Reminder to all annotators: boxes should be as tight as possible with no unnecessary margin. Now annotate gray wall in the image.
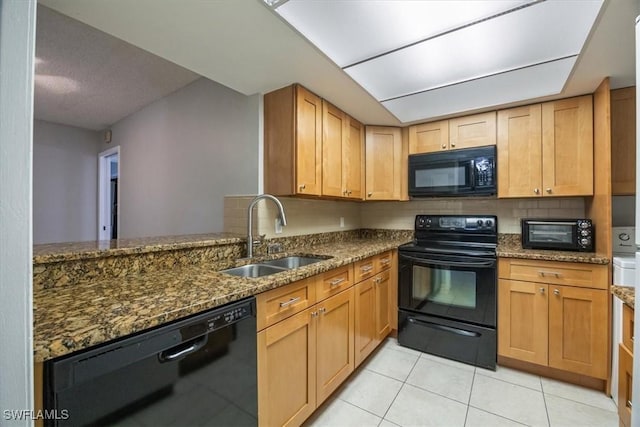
[33,120,101,244]
[100,77,259,238]
[0,0,35,422]
[612,195,635,226]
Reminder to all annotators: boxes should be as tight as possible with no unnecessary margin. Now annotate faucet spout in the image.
[246,194,287,258]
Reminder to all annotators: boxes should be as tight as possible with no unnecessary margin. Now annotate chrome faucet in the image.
[246,194,287,258]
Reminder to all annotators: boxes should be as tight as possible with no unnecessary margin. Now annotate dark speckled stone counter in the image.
[33,236,411,362]
[612,285,635,308]
[497,234,609,265]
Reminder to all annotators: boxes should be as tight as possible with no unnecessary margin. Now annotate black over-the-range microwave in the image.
[408,145,496,197]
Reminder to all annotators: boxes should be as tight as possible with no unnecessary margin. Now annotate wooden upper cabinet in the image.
[541,95,593,197]
[449,111,497,149]
[264,84,322,196]
[409,120,448,154]
[497,105,542,198]
[611,87,636,195]
[497,95,593,198]
[344,117,364,199]
[365,126,403,200]
[322,101,346,198]
[409,112,496,155]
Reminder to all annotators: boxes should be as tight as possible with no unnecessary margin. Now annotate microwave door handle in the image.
[469,159,475,189]
[401,254,495,268]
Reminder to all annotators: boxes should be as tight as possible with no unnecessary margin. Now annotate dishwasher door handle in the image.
[158,335,208,363]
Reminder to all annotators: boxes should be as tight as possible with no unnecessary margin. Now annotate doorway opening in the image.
[98,146,120,240]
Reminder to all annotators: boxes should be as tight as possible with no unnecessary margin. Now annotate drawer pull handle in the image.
[628,400,633,409]
[553,289,560,296]
[380,259,390,265]
[361,265,374,273]
[279,297,300,308]
[540,287,545,294]
[539,271,561,278]
[330,278,346,287]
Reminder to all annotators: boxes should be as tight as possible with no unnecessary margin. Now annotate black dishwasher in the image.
[44,297,257,427]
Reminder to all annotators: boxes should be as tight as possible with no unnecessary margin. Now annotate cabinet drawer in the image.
[354,257,376,282]
[498,259,607,289]
[256,277,317,331]
[316,265,354,302]
[376,251,393,272]
[623,303,635,354]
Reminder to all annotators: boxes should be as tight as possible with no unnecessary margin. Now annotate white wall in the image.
[0,0,35,423]
[99,78,259,238]
[33,120,101,244]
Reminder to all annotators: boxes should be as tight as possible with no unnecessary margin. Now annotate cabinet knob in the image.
[534,188,540,194]
[553,289,560,296]
[347,190,352,195]
[540,287,545,294]
[546,188,552,194]
[441,144,446,149]
[299,184,306,191]
[451,142,456,147]
[367,192,373,197]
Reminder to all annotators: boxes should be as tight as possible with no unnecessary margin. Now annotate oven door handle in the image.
[400,254,495,268]
[408,317,480,337]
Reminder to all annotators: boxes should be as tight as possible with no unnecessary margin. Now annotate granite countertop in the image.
[33,232,244,264]
[33,237,410,362]
[497,234,610,265]
[612,285,635,308]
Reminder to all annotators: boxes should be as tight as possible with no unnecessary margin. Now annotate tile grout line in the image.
[463,368,477,426]
[540,378,552,427]
[379,348,422,425]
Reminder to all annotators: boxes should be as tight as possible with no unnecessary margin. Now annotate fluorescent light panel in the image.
[276,0,532,67]
[382,56,576,123]
[345,1,602,101]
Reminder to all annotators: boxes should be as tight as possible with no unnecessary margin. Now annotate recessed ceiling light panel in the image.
[276,0,534,67]
[382,56,577,123]
[344,0,603,101]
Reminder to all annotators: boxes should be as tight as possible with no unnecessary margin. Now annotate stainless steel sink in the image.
[220,264,288,278]
[261,256,327,269]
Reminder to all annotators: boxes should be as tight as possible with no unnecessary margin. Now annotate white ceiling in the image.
[39,0,638,127]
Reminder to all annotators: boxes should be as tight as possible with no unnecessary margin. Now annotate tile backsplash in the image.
[224,195,585,237]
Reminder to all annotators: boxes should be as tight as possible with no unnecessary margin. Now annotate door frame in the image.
[98,146,120,240]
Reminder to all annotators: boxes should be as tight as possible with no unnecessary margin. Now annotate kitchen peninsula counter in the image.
[33,234,411,362]
[612,285,635,308]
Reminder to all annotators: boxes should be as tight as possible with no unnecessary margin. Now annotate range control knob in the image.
[581,230,589,236]
[579,221,590,229]
[580,238,591,246]
[477,219,484,227]
[485,219,493,228]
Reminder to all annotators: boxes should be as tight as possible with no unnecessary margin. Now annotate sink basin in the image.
[220,264,288,278]
[261,256,328,269]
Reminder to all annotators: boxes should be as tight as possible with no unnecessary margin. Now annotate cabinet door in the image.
[497,279,548,365]
[257,308,316,427]
[408,120,449,154]
[375,269,391,341]
[497,104,542,198]
[618,343,633,427]
[354,278,377,367]
[344,116,364,199]
[548,285,607,378]
[541,95,593,196]
[365,126,402,200]
[295,85,323,196]
[611,87,636,195]
[316,287,355,405]
[322,101,346,198]
[449,111,496,150]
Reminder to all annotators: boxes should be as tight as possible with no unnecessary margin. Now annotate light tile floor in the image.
[305,338,618,427]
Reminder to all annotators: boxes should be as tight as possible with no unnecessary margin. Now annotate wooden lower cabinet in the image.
[354,278,377,367]
[497,259,608,380]
[257,287,355,427]
[618,343,633,427]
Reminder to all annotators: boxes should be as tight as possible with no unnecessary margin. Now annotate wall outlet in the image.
[275,218,283,234]
[340,217,345,228]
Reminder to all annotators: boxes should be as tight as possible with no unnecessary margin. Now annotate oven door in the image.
[398,251,496,327]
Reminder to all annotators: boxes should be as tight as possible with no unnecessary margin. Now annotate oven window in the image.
[415,164,466,188]
[528,225,572,243]
[413,265,476,309]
